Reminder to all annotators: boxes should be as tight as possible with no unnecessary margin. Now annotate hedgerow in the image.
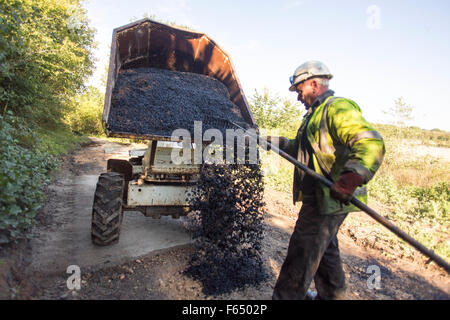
[0,114,58,243]
[0,0,95,243]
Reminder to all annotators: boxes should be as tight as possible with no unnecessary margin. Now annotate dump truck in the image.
[91,18,256,246]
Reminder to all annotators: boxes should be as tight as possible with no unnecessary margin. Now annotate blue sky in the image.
[84,0,450,131]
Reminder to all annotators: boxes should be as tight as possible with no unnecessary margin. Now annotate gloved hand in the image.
[330,171,364,205]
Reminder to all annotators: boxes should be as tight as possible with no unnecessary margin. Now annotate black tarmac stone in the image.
[184,163,268,296]
[108,67,247,137]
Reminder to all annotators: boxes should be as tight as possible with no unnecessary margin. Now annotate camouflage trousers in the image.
[272,202,348,300]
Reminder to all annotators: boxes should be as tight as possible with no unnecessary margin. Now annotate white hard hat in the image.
[289,60,333,91]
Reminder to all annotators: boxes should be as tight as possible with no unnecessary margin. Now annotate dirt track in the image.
[1,137,449,300]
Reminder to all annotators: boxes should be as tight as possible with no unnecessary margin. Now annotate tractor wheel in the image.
[91,172,125,246]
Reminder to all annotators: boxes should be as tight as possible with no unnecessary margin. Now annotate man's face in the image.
[295,79,316,109]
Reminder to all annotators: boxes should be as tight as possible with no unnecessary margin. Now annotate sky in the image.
[83,0,450,131]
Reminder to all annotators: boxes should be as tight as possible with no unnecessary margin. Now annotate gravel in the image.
[107,67,248,138]
[184,163,268,296]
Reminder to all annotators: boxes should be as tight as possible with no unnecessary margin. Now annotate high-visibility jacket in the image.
[278,95,385,215]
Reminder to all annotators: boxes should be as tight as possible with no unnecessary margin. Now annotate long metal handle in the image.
[238,125,450,274]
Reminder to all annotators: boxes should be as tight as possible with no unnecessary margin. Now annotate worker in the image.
[266,61,385,300]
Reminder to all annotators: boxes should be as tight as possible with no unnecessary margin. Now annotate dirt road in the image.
[1,138,449,300]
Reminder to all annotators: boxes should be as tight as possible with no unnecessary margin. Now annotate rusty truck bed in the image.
[103,18,256,141]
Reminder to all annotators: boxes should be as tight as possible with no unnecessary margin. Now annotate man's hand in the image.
[330,172,364,205]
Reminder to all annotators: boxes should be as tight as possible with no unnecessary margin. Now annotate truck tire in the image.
[91,172,125,246]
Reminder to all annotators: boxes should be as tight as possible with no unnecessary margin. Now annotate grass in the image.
[88,133,149,145]
[37,127,90,156]
[374,124,450,148]
[260,151,294,194]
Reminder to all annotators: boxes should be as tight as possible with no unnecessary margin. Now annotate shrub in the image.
[249,88,303,137]
[65,86,104,135]
[0,114,58,243]
[369,174,449,258]
[0,0,95,242]
[0,0,95,128]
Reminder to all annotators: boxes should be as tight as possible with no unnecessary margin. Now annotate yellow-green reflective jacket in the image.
[279,96,385,215]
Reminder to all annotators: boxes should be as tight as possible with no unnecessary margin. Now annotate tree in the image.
[0,0,96,242]
[383,97,415,127]
[249,88,303,136]
[0,0,95,127]
[249,88,280,129]
[65,86,104,135]
[278,98,304,135]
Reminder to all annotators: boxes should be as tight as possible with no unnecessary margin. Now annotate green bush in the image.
[0,0,95,128]
[374,123,450,148]
[38,126,88,156]
[0,114,58,243]
[368,174,449,258]
[249,88,303,137]
[0,0,95,243]
[64,86,104,135]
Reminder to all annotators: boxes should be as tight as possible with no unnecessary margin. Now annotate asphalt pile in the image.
[108,67,247,137]
[184,163,268,296]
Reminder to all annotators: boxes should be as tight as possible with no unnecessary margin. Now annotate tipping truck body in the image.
[91,19,256,245]
[103,18,255,140]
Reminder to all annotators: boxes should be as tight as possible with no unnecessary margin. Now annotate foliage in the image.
[0,0,95,243]
[0,0,95,126]
[374,123,449,148]
[368,175,449,258]
[37,126,88,156]
[0,114,58,243]
[261,155,293,193]
[363,123,449,258]
[65,86,104,135]
[248,88,304,137]
[382,97,415,128]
